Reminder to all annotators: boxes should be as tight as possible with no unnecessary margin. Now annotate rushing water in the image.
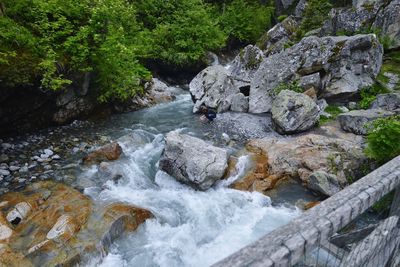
[75,94,302,267]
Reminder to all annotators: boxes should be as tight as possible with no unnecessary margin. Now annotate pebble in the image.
[52,155,61,160]
[19,166,29,173]
[43,149,54,156]
[0,163,8,170]
[0,170,10,176]
[73,138,80,142]
[43,165,52,170]
[9,166,20,172]
[0,154,9,162]
[1,143,12,150]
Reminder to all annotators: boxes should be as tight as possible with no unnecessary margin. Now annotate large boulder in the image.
[247,125,367,196]
[373,0,400,50]
[189,65,239,113]
[0,181,151,266]
[249,34,383,113]
[257,16,299,56]
[159,131,228,190]
[229,45,265,83]
[320,1,384,37]
[370,92,400,111]
[271,90,320,134]
[338,109,397,135]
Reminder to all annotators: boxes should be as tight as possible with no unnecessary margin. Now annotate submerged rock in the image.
[271,90,320,134]
[0,181,152,266]
[159,131,228,190]
[83,142,123,165]
[338,109,396,135]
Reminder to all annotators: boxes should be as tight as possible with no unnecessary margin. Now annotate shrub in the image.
[365,116,400,164]
[273,80,303,95]
[300,0,332,33]
[359,83,390,109]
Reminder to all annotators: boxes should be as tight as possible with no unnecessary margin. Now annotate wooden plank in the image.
[340,216,400,267]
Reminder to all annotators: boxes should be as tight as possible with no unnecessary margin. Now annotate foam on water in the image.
[83,128,300,267]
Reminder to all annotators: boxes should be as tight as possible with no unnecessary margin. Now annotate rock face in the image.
[338,109,397,135]
[370,93,400,111]
[229,45,265,83]
[373,0,400,49]
[247,125,367,196]
[83,142,123,165]
[249,34,383,113]
[159,131,228,190]
[271,90,320,134]
[0,181,152,266]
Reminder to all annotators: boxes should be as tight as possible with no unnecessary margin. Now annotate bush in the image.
[359,83,390,109]
[273,80,303,95]
[365,116,400,164]
[300,0,332,33]
[219,0,274,43]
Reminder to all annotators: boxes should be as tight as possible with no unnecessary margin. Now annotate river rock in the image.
[159,131,228,190]
[271,90,320,134]
[0,181,152,266]
[373,0,400,49]
[0,169,10,176]
[249,34,383,113]
[338,109,396,135]
[247,125,367,195]
[189,65,239,113]
[83,142,123,165]
[308,171,341,196]
[370,93,400,111]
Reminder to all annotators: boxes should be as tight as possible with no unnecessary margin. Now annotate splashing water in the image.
[80,95,300,267]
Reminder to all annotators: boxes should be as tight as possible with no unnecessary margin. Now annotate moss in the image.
[328,40,347,63]
[361,2,375,12]
[376,51,400,90]
[278,15,288,22]
[319,105,344,125]
[372,191,394,213]
[273,80,303,95]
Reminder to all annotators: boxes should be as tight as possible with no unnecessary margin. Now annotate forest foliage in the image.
[0,0,274,101]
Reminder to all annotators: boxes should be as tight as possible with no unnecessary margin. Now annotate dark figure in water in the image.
[199,106,217,122]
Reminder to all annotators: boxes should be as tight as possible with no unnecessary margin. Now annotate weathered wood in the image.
[340,216,400,267]
[213,156,400,267]
[330,224,377,248]
[390,186,400,216]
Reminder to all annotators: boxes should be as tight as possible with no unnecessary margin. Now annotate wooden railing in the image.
[213,156,400,267]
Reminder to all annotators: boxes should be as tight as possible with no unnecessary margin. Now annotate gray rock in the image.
[258,16,299,56]
[189,65,239,113]
[9,166,20,172]
[271,90,320,134]
[230,93,249,112]
[308,171,341,196]
[0,154,8,162]
[212,112,274,141]
[373,0,400,49]
[159,131,228,190]
[230,45,265,83]
[19,166,28,173]
[0,169,10,176]
[338,109,396,135]
[1,143,12,150]
[382,72,400,90]
[321,1,384,37]
[299,73,321,91]
[370,93,400,111]
[249,34,383,113]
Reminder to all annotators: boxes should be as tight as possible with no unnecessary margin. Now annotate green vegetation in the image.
[359,83,390,109]
[273,80,303,95]
[365,116,400,164]
[376,51,400,89]
[277,15,288,22]
[319,105,344,125]
[372,191,394,213]
[0,0,274,101]
[300,0,332,34]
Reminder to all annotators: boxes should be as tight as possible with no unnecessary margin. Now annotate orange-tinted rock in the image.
[304,201,321,210]
[230,148,285,193]
[0,181,152,266]
[83,142,123,165]
[304,87,317,100]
